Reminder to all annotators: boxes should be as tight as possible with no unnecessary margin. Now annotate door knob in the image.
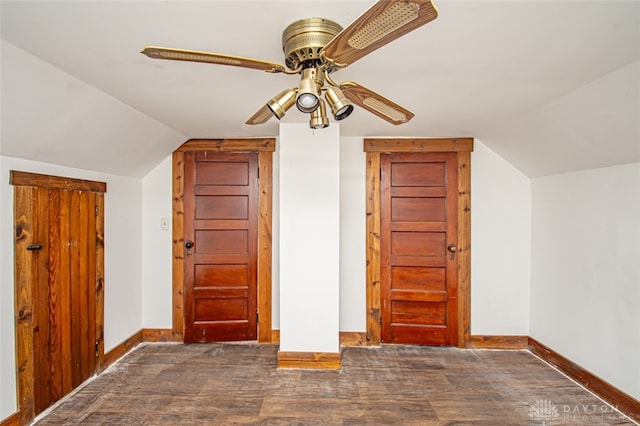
[185,240,194,255]
[447,244,457,259]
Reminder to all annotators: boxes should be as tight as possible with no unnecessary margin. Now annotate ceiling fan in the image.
[141,0,438,129]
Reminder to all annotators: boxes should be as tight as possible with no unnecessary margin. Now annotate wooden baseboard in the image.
[142,328,183,342]
[47,328,640,424]
[102,329,182,372]
[277,351,342,370]
[270,330,367,347]
[340,331,366,346]
[529,337,640,423]
[0,412,19,426]
[468,335,529,349]
[102,330,144,371]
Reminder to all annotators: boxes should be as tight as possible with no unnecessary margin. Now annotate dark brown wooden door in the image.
[380,153,458,346]
[183,152,259,342]
[12,171,105,422]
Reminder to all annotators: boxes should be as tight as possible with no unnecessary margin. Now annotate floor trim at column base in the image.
[277,351,342,370]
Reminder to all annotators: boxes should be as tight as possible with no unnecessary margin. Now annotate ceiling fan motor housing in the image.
[282,18,342,71]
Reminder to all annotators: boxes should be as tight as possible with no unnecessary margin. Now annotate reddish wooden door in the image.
[380,153,458,346]
[12,171,105,423]
[183,152,259,342]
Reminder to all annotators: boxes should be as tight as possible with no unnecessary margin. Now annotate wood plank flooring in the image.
[34,343,635,425]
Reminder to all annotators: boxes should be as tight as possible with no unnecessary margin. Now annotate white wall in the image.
[339,137,367,332]
[137,137,533,337]
[141,156,173,328]
[477,60,640,177]
[530,162,640,400]
[0,159,10,418]
[0,156,144,418]
[471,140,532,334]
[279,124,341,353]
[0,135,536,418]
[272,147,281,330]
[0,40,185,179]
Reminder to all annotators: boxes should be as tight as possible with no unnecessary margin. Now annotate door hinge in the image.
[256,313,259,323]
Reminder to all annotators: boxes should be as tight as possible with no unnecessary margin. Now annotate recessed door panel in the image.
[381,153,458,346]
[184,152,258,342]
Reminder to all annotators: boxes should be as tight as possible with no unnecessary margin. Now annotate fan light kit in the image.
[141,0,439,129]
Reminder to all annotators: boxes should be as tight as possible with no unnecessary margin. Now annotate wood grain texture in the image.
[95,195,105,373]
[277,351,342,370]
[0,412,20,426]
[457,151,472,347]
[269,331,368,347]
[173,139,275,344]
[172,151,185,339]
[364,139,473,348]
[380,153,459,346]
[364,138,474,153]
[58,190,73,391]
[142,329,183,342]
[47,189,62,403]
[34,343,634,425]
[365,152,381,345]
[468,335,528,349]
[183,152,258,342]
[339,332,366,346]
[529,337,640,423]
[257,151,273,343]
[176,139,276,152]
[10,170,106,193]
[33,188,50,414]
[14,186,36,425]
[103,330,143,368]
[12,176,106,425]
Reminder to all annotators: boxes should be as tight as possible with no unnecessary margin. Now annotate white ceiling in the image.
[1,0,639,177]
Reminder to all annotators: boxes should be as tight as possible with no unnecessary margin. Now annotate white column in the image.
[278,123,340,354]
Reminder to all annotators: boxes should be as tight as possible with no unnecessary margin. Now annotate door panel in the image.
[184,152,258,342]
[12,171,104,422]
[381,153,458,346]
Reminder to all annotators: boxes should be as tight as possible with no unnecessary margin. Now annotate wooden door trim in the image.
[364,138,473,347]
[11,170,105,425]
[10,171,107,192]
[172,139,275,343]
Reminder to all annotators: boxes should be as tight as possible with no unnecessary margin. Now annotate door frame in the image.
[11,170,106,425]
[172,139,275,343]
[364,138,473,347]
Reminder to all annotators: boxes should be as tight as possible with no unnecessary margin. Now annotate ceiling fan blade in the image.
[141,46,286,73]
[321,0,438,67]
[246,104,274,125]
[340,81,414,125]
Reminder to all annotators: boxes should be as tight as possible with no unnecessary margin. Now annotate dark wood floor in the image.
[35,343,634,425]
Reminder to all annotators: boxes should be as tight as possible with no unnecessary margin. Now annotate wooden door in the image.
[380,153,459,346]
[12,171,105,423]
[183,151,259,342]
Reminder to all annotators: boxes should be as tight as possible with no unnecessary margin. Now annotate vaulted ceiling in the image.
[2,1,639,178]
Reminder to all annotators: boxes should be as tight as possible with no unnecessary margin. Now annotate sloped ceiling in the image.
[1,1,639,178]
